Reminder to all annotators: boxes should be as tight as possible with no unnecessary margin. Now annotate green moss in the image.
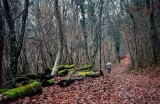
[58,64,75,71]
[77,71,98,77]
[58,69,66,74]
[57,78,74,87]
[15,83,22,87]
[58,69,68,77]
[68,70,74,75]
[28,80,35,84]
[58,65,65,71]
[47,79,54,84]
[41,79,54,87]
[0,89,9,94]
[2,82,41,99]
[64,64,75,69]
[78,65,92,70]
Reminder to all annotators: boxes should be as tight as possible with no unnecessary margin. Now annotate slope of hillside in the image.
[11,54,160,104]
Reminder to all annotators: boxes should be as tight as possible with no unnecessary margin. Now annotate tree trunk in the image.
[51,0,64,75]
[17,0,29,57]
[0,3,4,86]
[2,0,18,79]
[80,1,89,64]
[2,0,29,80]
[147,0,160,64]
[99,0,104,70]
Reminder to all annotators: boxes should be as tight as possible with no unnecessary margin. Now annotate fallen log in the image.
[58,69,69,77]
[58,64,75,71]
[77,71,100,78]
[43,75,54,80]
[0,89,8,94]
[41,79,54,87]
[26,74,37,80]
[0,81,42,103]
[57,77,83,87]
[0,77,32,89]
[77,65,92,70]
[57,78,74,87]
[72,77,83,81]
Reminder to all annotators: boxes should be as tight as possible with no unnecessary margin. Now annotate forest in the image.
[0,0,160,103]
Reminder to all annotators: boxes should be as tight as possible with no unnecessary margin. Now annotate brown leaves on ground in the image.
[10,76,112,104]
[11,54,160,104]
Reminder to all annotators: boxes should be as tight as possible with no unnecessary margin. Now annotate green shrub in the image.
[78,65,92,70]
[2,81,41,100]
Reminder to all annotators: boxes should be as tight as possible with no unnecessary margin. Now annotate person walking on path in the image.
[106,63,112,74]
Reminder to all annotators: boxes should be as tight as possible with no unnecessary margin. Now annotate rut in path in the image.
[12,54,160,104]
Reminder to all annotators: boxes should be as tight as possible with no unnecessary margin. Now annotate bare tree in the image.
[0,2,5,85]
[51,0,64,75]
[146,0,160,64]
[2,0,29,80]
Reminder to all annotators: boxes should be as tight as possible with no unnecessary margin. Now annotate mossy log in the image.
[40,75,54,87]
[58,64,75,71]
[58,69,69,77]
[68,69,75,75]
[42,75,54,80]
[57,77,83,87]
[41,79,54,87]
[77,65,92,70]
[0,77,32,89]
[44,68,53,75]
[45,64,74,75]
[72,77,83,81]
[0,89,8,94]
[58,68,76,77]
[77,70,103,78]
[99,70,104,76]
[57,78,74,87]
[14,77,31,86]
[0,82,42,103]
[26,74,37,80]
[63,64,75,69]
[26,73,54,81]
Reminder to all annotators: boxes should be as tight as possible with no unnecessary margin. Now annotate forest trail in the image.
[109,54,160,103]
[12,54,160,104]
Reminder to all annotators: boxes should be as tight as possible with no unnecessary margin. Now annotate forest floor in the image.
[11,54,160,104]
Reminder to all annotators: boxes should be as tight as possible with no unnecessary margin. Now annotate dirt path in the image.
[109,54,160,104]
[11,54,160,104]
